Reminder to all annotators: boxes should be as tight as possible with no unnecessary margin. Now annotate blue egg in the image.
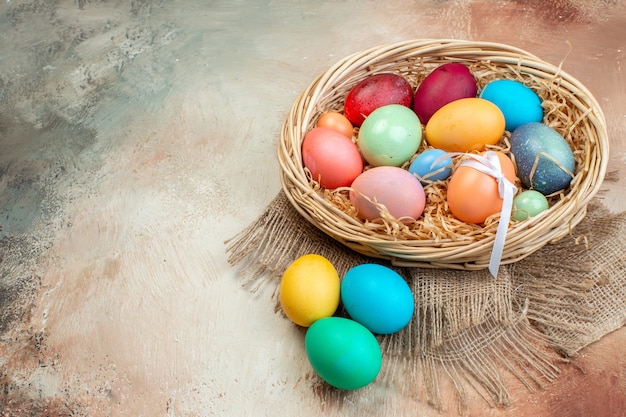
[479,80,543,131]
[408,148,452,184]
[341,264,414,335]
[510,122,575,195]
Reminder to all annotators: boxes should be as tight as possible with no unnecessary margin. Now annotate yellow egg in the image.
[425,97,505,152]
[279,254,340,327]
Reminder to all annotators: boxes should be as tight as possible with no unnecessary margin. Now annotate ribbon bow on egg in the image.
[456,151,518,277]
[431,150,518,278]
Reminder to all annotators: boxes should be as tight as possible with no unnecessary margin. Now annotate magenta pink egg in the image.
[349,166,426,223]
[413,63,477,124]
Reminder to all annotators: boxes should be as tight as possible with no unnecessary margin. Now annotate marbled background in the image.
[1,1,625,416]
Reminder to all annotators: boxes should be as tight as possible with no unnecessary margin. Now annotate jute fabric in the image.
[226,191,625,413]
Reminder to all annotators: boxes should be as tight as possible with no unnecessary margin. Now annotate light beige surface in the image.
[1,1,624,416]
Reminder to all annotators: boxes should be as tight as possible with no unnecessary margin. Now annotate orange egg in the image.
[425,98,505,152]
[447,151,516,224]
[316,112,354,138]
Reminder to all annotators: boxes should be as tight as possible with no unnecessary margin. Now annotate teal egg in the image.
[341,264,414,334]
[510,122,575,195]
[512,190,549,221]
[357,104,422,167]
[305,317,382,390]
[480,80,543,131]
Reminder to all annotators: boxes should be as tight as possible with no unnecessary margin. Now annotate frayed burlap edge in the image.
[381,307,563,413]
[510,199,626,355]
[225,191,625,414]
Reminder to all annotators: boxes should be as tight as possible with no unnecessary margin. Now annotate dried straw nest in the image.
[277,39,609,270]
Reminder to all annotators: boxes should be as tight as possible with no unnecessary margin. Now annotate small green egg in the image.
[305,317,382,390]
[512,190,549,221]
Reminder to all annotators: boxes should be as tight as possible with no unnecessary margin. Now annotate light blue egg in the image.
[479,79,543,131]
[408,148,452,184]
[341,264,414,335]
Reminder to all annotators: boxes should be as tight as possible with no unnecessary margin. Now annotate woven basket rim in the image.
[277,39,610,270]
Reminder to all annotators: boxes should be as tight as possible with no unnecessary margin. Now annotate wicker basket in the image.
[277,39,609,270]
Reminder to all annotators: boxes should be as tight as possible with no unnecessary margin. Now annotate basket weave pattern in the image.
[278,40,609,270]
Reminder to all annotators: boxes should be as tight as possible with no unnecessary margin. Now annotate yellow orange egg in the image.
[425,98,505,152]
[279,254,340,327]
[447,151,516,224]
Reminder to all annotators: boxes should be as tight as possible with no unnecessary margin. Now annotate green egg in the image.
[304,317,382,390]
[512,190,549,221]
[357,104,422,167]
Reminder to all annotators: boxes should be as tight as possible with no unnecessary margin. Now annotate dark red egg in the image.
[343,73,413,127]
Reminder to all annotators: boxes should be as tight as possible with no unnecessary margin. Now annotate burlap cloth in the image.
[226,190,625,413]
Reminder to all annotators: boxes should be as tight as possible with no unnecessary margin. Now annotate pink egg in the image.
[302,127,363,189]
[350,166,426,223]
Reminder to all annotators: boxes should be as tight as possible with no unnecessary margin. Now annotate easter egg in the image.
[447,151,516,224]
[425,98,505,152]
[279,254,340,327]
[408,148,453,184]
[305,317,382,390]
[350,166,426,223]
[512,190,549,221]
[316,111,354,138]
[480,80,544,131]
[413,62,477,124]
[509,122,575,195]
[357,104,422,167]
[341,264,414,335]
[343,73,414,127]
[302,127,363,189]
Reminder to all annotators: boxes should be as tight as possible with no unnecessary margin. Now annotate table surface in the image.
[1,1,625,416]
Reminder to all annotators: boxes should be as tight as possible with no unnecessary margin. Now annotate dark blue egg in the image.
[510,122,575,195]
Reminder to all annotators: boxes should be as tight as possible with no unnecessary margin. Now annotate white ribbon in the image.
[458,151,518,278]
[430,151,517,277]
